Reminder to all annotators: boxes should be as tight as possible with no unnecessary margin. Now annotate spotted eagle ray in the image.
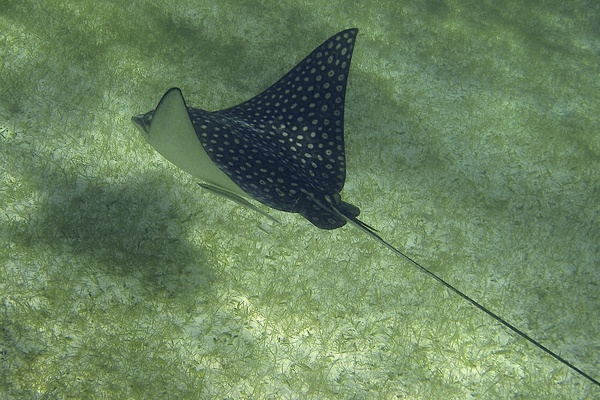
[132,28,598,386]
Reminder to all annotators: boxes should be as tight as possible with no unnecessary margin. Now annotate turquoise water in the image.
[1,0,598,398]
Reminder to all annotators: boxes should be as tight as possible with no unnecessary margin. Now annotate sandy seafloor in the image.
[1,0,598,398]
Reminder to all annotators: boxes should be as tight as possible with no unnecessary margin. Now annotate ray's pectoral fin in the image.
[198,183,280,224]
[132,88,277,221]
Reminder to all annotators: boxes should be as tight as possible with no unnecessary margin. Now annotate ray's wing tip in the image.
[337,28,358,40]
[165,87,183,96]
[341,27,358,32]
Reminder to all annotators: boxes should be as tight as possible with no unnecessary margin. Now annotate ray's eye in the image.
[144,112,154,125]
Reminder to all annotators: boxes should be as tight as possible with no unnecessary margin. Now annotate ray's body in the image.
[132,29,599,387]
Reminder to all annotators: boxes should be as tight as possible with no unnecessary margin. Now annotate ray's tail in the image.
[313,192,600,387]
